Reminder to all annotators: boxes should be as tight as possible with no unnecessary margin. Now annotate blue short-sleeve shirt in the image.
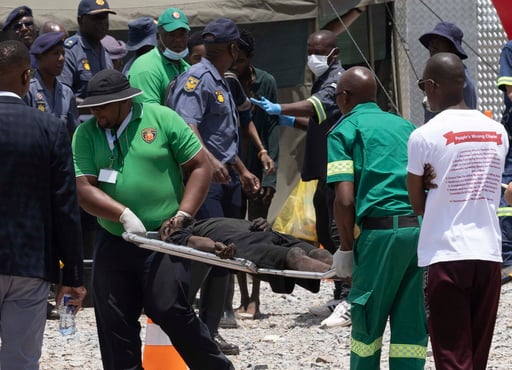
[167,58,239,164]
[25,71,79,134]
[60,33,113,98]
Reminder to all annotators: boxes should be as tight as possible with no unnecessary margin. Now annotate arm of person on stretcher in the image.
[186,236,236,259]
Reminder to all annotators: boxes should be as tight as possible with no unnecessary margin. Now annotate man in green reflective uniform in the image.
[326,66,427,370]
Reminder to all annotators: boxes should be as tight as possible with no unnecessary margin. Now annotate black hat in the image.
[79,69,142,108]
[30,32,65,55]
[126,17,157,51]
[78,0,116,17]
[202,18,242,44]
[419,21,468,60]
[2,5,32,32]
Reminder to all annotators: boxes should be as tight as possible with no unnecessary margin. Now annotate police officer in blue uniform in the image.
[167,18,260,355]
[60,0,115,102]
[25,32,79,136]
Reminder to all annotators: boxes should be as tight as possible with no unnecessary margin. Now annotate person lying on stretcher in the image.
[159,216,333,295]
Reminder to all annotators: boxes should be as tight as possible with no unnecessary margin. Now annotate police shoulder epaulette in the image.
[64,35,79,49]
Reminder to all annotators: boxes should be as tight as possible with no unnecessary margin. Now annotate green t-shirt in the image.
[128,47,189,105]
[72,102,202,236]
[326,102,415,223]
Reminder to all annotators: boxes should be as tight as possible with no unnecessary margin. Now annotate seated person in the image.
[159,216,333,301]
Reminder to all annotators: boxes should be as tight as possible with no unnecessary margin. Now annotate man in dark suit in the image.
[0,40,86,369]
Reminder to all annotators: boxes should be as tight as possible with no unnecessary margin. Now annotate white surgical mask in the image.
[162,47,189,61]
[307,48,335,77]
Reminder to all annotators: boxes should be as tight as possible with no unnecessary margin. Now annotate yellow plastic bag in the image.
[273,179,318,241]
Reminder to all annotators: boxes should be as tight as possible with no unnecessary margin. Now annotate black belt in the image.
[363,215,419,230]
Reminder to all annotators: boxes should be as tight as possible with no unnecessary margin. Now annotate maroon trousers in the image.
[425,260,501,370]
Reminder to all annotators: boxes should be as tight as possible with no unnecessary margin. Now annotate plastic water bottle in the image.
[59,294,76,336]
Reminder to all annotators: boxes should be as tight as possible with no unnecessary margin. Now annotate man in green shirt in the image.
[72,69,233,370]
[128,7,190,105]
[326,66,427,370]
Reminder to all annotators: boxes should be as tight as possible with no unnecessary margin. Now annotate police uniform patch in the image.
[141,128,157,143]
[82,59,91,71]
[184,77,199,92]
[64,36,78,48]
[37,102,46,112]
[216,91,225,103]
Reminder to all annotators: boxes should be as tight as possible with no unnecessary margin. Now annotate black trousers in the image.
[92,229,232,370]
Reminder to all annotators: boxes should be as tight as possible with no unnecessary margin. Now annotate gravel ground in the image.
[40,278,512,369]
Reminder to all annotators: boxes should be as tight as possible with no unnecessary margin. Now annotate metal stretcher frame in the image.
[123,232,338,280]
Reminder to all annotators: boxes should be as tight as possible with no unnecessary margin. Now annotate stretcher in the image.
[123,232,338,280]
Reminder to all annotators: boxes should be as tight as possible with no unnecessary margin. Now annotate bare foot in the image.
[235,300,261,319]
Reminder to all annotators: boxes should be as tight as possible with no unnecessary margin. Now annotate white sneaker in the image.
[320,300,351,328]
[308,299,342,317]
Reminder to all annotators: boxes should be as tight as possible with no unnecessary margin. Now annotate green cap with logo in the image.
[158,8,190,32]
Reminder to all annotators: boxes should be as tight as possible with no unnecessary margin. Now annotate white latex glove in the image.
[119,208,146,233]
[332,249,353,278]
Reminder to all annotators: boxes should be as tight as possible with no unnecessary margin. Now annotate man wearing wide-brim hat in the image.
[418,21,477,123]
[122,16,158,75]
[72,69,233,370]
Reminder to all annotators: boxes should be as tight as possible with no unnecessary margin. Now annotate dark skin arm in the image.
[333,181,355,252]
[407,173,426,216]
[186,236,236,259]
[249,217,272,232]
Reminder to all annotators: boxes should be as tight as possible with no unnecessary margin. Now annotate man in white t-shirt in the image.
[407,52,508,370]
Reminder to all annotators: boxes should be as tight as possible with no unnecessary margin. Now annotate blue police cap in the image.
[30,31,65,55]
[126,17,157,51]
[2,5,32,32]
[202,18,242,44]
[78,0,116,17]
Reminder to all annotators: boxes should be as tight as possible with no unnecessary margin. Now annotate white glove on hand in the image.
[332,249,353,278]
[119,208,146,233]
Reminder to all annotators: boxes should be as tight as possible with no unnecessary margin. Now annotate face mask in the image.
[307,48,335,77]
[162,47,189,61]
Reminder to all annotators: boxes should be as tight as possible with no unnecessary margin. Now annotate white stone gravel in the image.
[40,279,512,369]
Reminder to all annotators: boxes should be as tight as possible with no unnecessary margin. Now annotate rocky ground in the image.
[41,278,512,369]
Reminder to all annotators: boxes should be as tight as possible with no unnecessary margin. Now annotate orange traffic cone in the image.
[142,318,188,370]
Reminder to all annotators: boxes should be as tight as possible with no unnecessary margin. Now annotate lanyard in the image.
[104,109,133,168]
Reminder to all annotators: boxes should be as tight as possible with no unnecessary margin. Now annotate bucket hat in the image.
[419,21,468,59]
[79,69,142,108]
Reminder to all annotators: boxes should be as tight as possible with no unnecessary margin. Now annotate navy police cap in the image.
[2,5,32,32]
[78,0,116,17]
[30,32,65,55]
[202,18,242,44]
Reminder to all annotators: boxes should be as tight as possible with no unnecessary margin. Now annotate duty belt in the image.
[363,215,419,229]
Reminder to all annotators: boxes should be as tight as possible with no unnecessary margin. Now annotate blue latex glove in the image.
[250,97,282,115]
[279,115,295,127]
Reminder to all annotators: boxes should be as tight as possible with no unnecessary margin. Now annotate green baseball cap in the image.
[158,8,190,32]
